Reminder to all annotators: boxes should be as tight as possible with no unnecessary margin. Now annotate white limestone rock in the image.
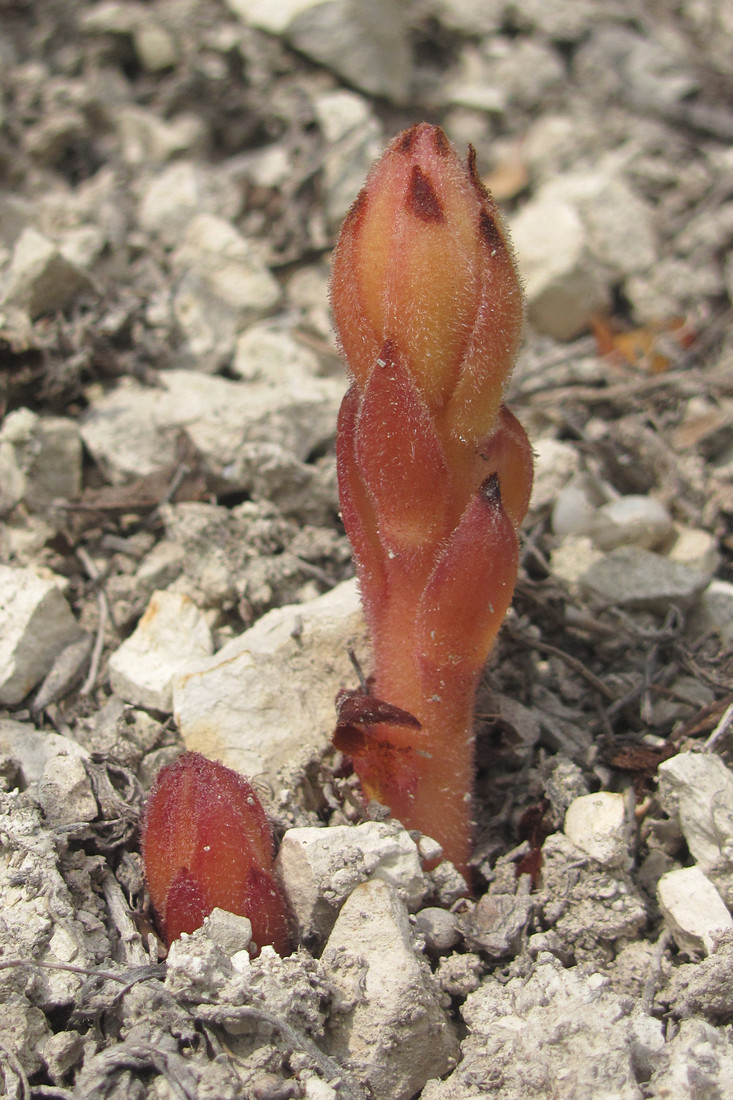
[321,879,459,1100]
[137,160,241,244]
[589,495,673,551]
[202,908,253,957]
[511,167,656,340]
[657,866,733,956]
[564,791,632,870]
[557,544,712,612]
[276,821,428,942]
[313,90,382,230]
[0,790,109,1008]
[657,752,733,874]
[422,951,664,1099]
[0,408,82,513]
[226,0,412,103]
[0,720,89,789]
[117,107,206,166]
[529,438,581,515]
[510,192,609,340]
[649,1019,733,1096]
[173,579,367,788]
[1,227,94,319]
[80,368,343,487]
[551,472,609,540]
[0,566,84,705]
[37,752,97,828]
[171,213,281,372]
[108,590,214,712]
[690,579,733,645]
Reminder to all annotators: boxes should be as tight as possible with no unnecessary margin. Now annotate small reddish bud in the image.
[141,752,291,954]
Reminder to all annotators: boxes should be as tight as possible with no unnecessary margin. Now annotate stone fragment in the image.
[538,832,647,955]
[0,721,88,787]
[174,580,367,788]
[665,931,733,1022]
[0,791,109,1007]
[137,161,240,244]
[414,907,461,954]
[657,866,733,955]
[690,579,733,645]
[546,170,657,279]
[203,908,253,957]
[40,1030,85,1084]
[510,193,609,340]
[421,952,664,1100]
[0,566,84,705]
[649,1019,733,1097]
[171,213,280,372]
[459,889,533,957]
[666,525,720,575]
[657,752,733,874]
[135,540,186,596]
[37,752,97,827]
[108,590,214,712]
[80,368,343,487]
[226,0,412,103]
[556,544,712,612]
[528,438,580,514]
[550,535,604,587]
[303,1079,338,1100]
[2,227,94,319]
[551,472,608,539]
[427,859,470,907]
[0,408,82,513]
[511,167,656,340]
[321,879,459,1100]
[564,792,632,869]
[589,495,673,551]
[276,821,428,942]
[435,952,483,999]
[541,755,589,821]
[133,19,177,71]
[0,993,52,1078]
[233,323,318,382]
[117,107,206,166]
[313,90,383,229]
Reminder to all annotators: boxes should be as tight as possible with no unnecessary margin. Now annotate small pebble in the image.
[657,866,733,955]
[414,907,461,953]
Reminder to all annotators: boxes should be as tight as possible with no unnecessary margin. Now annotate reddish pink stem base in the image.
[335,357,531,878]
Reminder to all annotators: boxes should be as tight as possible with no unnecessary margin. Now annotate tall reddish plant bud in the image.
[142,752,291,954]
[331,124,533,877]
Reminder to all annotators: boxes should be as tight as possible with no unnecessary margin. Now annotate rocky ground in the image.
[1,1,733,1097]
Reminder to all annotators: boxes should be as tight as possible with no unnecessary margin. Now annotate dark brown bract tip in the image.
[466,145,490,203]
[406,165,445,223]
[396,124,421,154]
[479,210,505,255]
[432,127,451,156]
[479,472,502,507]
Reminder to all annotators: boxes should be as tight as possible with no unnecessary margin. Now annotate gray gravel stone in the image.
[0,565,84,705]
[422,952,664,1100]
[321,879,459,1100]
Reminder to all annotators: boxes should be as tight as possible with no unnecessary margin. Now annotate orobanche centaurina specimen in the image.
[142,752,291,954]
[330,123,533,877]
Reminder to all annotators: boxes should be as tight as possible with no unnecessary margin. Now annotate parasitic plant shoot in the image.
[142,752,291,954]
[330,123,533,877]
